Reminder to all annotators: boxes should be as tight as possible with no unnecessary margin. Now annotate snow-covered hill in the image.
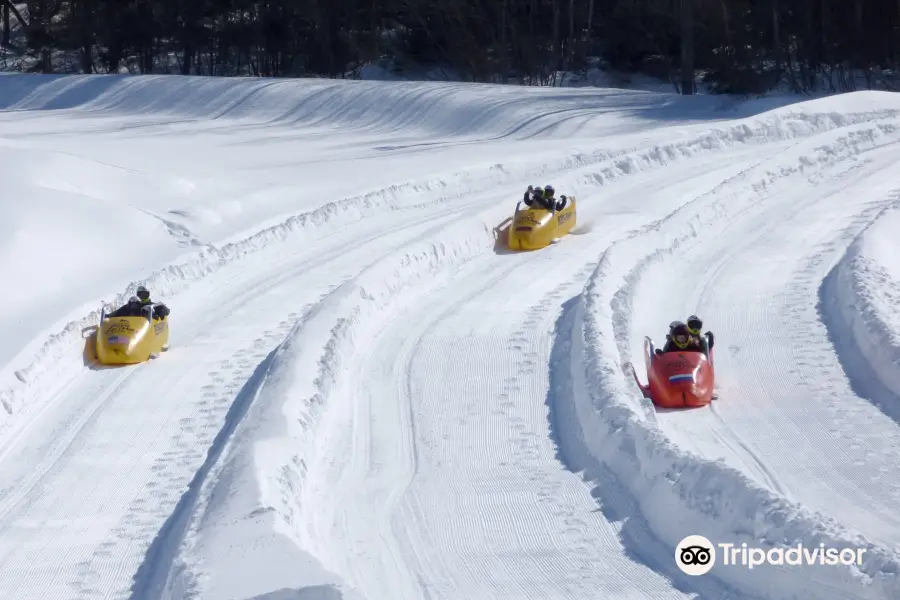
[0,74,897,600]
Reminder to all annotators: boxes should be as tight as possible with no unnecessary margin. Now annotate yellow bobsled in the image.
[507,195,577,250]
[95,304,170,365]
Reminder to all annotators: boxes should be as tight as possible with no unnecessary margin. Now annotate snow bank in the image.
[0,73,700,136]
[821,203,900,416]
[2,73,899,600]
[578,262,900,600]
[1,74,684,422]
[0,75,692,405]
[1,80,896,436]
[0,147,180,315]
[151,214,496,599]
[571,99,900,599]
[150,89,900,599]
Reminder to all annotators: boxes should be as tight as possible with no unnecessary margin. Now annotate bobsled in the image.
[95,303,170,365]
[507,195,577,250]
[627,333,715,408]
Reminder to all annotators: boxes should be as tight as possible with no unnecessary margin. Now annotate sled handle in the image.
[143,302,166,322]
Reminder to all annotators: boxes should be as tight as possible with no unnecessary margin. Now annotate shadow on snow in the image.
[817,264,900,426]
[128,344,280,599]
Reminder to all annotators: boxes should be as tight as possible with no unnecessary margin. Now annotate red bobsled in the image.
[627,334,715,408]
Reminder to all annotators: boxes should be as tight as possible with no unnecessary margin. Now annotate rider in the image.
[523,185,557,211]
[542,184,557,209]
[657,322,704,354]
[541,184,569,210]
[136,285,171,319]
[686,314,714,351]
[107,286,170,319]
[106,296,143,318]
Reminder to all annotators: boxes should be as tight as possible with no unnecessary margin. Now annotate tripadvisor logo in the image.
[676,535,715,575]
[675,535,867,575]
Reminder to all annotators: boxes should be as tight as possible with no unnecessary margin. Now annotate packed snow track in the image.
[0,75,898,600]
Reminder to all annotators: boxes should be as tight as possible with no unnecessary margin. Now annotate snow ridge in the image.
[569,118,900,597]
[3,79,900,600]
[2,99,895,421]
[129,339,285,600]
[0,145,619,419]
[159,100,900,600]
[607,121,900,368]
[144,217,495,599]
[820,203,900,419]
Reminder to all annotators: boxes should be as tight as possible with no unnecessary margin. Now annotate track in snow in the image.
[1,76,900,600]
[296,174,710,599]
[627,119,900,545]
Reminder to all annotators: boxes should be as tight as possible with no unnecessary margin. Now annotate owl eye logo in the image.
[675,535,716,575]
[680,545,711,565]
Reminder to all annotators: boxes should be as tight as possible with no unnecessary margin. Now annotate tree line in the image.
[1,0,899,94]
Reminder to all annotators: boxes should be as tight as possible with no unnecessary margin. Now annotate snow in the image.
[821,205,900,423]
[0,73,899,600]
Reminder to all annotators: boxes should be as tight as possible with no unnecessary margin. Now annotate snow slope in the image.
[0,74,899,600]
[584,101,900,599]
[822,206,900,420]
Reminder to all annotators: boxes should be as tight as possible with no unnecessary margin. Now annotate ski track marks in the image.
[300,242,688,600]
[645,125,900,544]
[1,78,900,600]
[157,132,777,600]
[187,134,854,600]
[0,204,498,600]
[585,107,900,597]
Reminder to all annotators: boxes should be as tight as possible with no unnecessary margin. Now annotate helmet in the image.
[686,315,703,335]
[671,323,691,348]
[128,295,140,304]
[136,285,150,302]
[544,185,555,197]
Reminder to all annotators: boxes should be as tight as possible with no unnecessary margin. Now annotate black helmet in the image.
[686,315,703,335]
[544,184,555,197]
[136,285,150,301]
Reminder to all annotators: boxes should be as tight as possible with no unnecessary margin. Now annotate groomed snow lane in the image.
[159,90,900,600]
[3,77,900,600]
[579,96,900,599]
[0,204,492,600]
[630,118,900,547]
[168,133,822,600]
[3,76,768,600]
